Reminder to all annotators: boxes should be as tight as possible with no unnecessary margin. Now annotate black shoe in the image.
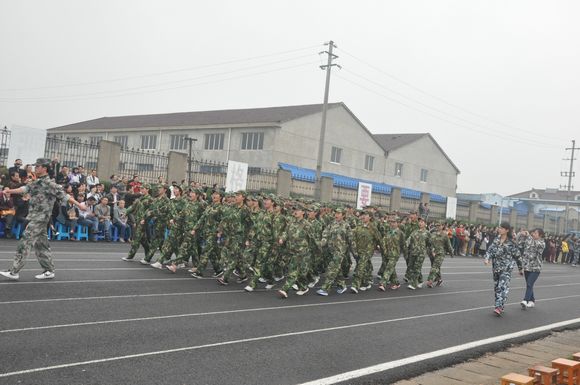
[213,270,224,278]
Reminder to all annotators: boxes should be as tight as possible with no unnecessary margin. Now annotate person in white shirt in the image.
[86,169,100,190]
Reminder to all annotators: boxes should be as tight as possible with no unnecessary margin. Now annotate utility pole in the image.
[561,139,580,233]
[315,40,340,201]
[185,137,198,185]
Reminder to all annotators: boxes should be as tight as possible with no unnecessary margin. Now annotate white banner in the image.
[446,196,457,219]
[8,125,47,165]
[225,160,248,192]
[357,182,372,209]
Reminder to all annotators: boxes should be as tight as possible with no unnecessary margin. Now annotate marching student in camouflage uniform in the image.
[176,189,206,273]
[402,212,419,282]
[516,228,545,309]
[245,195,276,291]
[377,216,406,291]
[484,222,522,316]
[192,190,224,277]
[426,222,453,287]
[277,205,313,298]
[350,211,382,293]
[305,205,323,287]
[122,185,152,262]
[317,208,353,296]
[144,184,173,266]
[270,200,288,283]
[157,187,188,271]
[342,206,359,278]
[1,158,85,281]
[406,217,433,290]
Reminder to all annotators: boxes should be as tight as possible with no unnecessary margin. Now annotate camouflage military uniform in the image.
[176,199,206,266]
[427,231,453,283]
[126,194,152,260]
[248,208,276,288]
[281,216,313,292]
[8,175,68,274]
[194,202,223,275]
[307,216,324,277]
[144,194,173,262]
[350,220,381,289]
[402,220,419,280]
[341,214,359,277]
[484,237,522,309]
[406,228,433,288]
[271,211,288,279]
[379,227,406,286]
[158,196,188,264]
[219,203,250,283]
[320,220,352,291]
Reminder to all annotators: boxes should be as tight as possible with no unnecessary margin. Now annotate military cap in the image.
[212,189,224,196]
[141,183,151,190]
[158,183,169,190]
[35,158,52,168]
[334,207,345,214]
[247,194,258,201]
[235,190,247,197]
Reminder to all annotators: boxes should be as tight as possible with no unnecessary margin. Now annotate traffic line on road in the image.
[0,277,216,285]
[2,283,579,333]
[1,295,579,379]
[296,315,580,385]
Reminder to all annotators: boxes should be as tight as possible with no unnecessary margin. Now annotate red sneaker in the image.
[377,284,386,292]
[493,307,503,317]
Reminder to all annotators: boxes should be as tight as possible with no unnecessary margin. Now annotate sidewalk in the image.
[394,329,580,385]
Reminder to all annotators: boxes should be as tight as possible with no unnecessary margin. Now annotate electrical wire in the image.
[0,44,320,92]
[336,46,568,142]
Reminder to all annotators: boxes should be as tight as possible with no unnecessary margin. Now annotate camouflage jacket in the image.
[351,221,382,257]
[23,175,68,222]
[217,204,248,239]
[484,237,522,272]
[285,217,311,255]
[127,195,152,221]
[517,234,545,272]
[382,228,406,257]
[321,219,352,255]
[182,200,206,232]
[407,228,433,257]
[402,221,420,241]
[272,212,287,241]
[147,195,173,223]
[431,231,453,256]
[169,197,188,228]
[194,203,222,233]
[253,209,274,242]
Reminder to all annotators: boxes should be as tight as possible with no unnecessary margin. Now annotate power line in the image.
[337,46,567,142]
[335,72,561,149]
[0,55,316,102]
[0,44,320,92]
[0,61,318,103]
[341,68,562,148]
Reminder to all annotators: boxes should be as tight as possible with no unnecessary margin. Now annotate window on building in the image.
[364,155,374,171]
[204,133,225,150]
[85,161,97,170]
[330,146,342,164]
[140,135,157,150]
[89,136,103,146]
[420,168,428,182]
[529,192,539,199]
[137,163,154,171]
[241,132,264,150]
[170,134,188,150]
[114,135,128,149]
[575,195,580,201]
[66,136,81,148]
[394,162,403,177]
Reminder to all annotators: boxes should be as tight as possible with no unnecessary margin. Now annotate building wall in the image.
[384,135,457,197]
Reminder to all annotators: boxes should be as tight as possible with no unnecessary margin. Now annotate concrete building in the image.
[47,102,460,197]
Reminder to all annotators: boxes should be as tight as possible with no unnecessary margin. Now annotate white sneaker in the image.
[526,301,535,308]
[359,286,367,292]
[308,276,320,288]
[520,300,528,310]
[265,284,275,290]
[244,285,254,292]
[258,277,267,283]
[176,263,186,269]
[150,262,163,269]
[291,284,299,291]
[296,288,309,296]
[274,276,285,282]
[121,257,134,262]
[35,271,55,280]
[139,259,150,265]
[0,271,19,280]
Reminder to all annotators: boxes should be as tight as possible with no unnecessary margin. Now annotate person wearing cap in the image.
[156,186,188,271]
[0,158,85,281]
[377,216,406,291]
[406,217,434,290]
[350,211,382,294]
[122,185,152,262]
[190,190,224,277]
[304,204,323,289]
[401,212,420,282]
[426,222,454,288]
[270,198,289,283]
[171,189,206,272]
[484,222,523,316]
[145,184,173,267]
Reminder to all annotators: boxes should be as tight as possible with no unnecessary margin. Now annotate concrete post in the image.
[526,211,535,230]
[509,209,517,227]
[167,151,188,184]
[390,188,401,212]
[319,176,333,203]
[490,205,499,225]
[420,192,430,204]
[468,201,478,223]
[276,169,291,198]
[97,140,121,180]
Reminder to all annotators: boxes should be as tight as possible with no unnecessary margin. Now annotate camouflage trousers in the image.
[177,232,200,266]
[220,235,245,282]
[10,220,54,274]
[341,253,353,277]
[378,253,400,286]
[351,252,373,289]
[127,224,150,259]
[321,251,348,291]
[249,240,276,288]
[407,254,426,287]
[145,223,167,262]
[197,232,222,274]
[158,225,184,263]
[493,269,512,309]
[427,254,445,282]
[282,249,311,292]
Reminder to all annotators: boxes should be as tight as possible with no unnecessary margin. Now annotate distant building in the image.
[47,102,460,197]
[509,188,580,217]
[456,192,507,207]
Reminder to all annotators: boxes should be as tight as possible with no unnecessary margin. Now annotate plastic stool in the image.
[75,225,89,241]
[528,365,558,385]
[552,358,580,385]
[111,226,119,242]
[501,373,535,385]
[0,222,5,237]
[55,223,70,240]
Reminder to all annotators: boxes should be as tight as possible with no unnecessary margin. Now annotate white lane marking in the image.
[0,259,130,262]
[297,314,580,385]
[0,277,213,285]
[2,283,579,333]
[0,295,579,379]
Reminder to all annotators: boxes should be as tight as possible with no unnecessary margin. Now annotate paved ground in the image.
[0,240,578,385]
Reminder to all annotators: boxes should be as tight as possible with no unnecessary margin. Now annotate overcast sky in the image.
[1,0,578,195]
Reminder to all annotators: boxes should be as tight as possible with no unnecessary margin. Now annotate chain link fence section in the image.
[44,135,99,169]
[0,126,11,167]
[118,147,169,183]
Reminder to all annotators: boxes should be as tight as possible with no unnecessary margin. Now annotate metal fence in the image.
[44,135,99,169]
[118,147,169,183]
[0,126,11,167]
[187,158,278,192]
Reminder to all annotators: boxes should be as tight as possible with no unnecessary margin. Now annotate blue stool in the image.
[0,222,5,238]
[112,226,119,242]
[75,225,89,241]
[56,223,71,240]
[11,222,23,240]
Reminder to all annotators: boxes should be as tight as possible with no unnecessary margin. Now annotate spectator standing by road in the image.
[0,158,84,281]
[517,228,545,309]
[484,222,522,316]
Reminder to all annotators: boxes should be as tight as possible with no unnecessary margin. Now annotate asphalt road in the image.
[0,240,578,385]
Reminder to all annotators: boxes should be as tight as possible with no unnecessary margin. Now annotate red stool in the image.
[528,365,558,385]
[551,358,580,385]
[501,373,535,385]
